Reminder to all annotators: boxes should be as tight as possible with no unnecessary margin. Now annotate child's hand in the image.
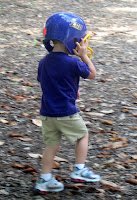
[73,38,88,59]
[77,90,80,99]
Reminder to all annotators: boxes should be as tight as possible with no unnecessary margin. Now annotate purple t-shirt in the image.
[37,52,90,117]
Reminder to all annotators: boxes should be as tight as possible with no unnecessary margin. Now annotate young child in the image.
[35,12,100,194]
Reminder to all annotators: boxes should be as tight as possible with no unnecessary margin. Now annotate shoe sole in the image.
[71,177,101,183]
[34,187,64,194]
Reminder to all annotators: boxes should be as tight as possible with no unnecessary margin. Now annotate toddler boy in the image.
[35,12,100,194]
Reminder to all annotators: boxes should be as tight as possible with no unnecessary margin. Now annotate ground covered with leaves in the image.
[0,0,137,199]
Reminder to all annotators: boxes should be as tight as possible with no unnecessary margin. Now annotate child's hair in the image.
[52,39,63,45]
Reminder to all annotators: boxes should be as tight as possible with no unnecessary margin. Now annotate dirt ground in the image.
[0,0,137,199]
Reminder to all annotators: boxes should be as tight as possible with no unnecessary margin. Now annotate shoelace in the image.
[82,168,95,177]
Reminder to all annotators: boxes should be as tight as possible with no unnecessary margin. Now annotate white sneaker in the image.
[35,177,64,194]
[71,167,101,183]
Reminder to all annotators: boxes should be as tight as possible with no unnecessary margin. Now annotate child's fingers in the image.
[80,38,84,46]
[73,49,79,56]
[81,38,88,48]
[83,39,88,47]
[75,41,81,49]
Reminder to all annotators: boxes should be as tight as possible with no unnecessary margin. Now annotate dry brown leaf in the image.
[132,112,137,117]
[23,167,35,173]
[100,185,123,193]
[23,167,37,173]
[101,109,114,114]
[126,178,137,185]
[121,109,129,113]
[98,61,105,65]
[87,112,104,117]
[20,81,34,86]
[98,78,107,82]
[9,121,17,126]
[101,152,112,155]
[108,131,119,135]
[110,134,117,141]
[8,150,15,154]
[54,156,68,163]
[9,134,24,137]
[103,142,114,148]
[65,184,87,190]
[14,95,26,101]
[101,120,113,125]
[84,121,92,125]
[22,164,38,173]
[114,143,128,149]
[97,155,110,158]
[69,166,73,171]
[129,127,137,130]
[12,164,25,169]
[131,155,137,160]
[31,172,38,176]
[92,129,105,133]
[22,113,30,117]
[122,163,131,168]
[52,161,61,169]
[116,138,128,143]
[19,137,32,141]
[0,118,9,124]
[103,141,128,149]
[94,193,105,198]
[117,153,128,159]
[85,107,93,112]
[8,133,20,137]
[28,153,42,158]
[93,99,102,103]
[100,180,119,188]
[121,89,130,95]
[32,177,38,182]
[7,93,13,98]
[124,159,137,163]
[1,105,12,109]
[133,93,137,98]
[80,107,86,111]
[32,119,42,127]
[55,175,63,181]
[85,186,97,193]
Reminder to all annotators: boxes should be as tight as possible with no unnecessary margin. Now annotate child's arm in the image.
[73,38,96,80]
[77,90,80,99]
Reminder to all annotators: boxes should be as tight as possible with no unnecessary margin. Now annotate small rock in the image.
[0,141,5,146]
[23,147,31,150]
[116,194,122,199]
[114,164,125,170]
[0,189,9,195]
[101,109,114,114]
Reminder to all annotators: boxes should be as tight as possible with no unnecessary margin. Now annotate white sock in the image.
[75,164,85,170]
[41,173,52,181]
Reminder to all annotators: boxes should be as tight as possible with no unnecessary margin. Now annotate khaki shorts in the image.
[40,112,88,146]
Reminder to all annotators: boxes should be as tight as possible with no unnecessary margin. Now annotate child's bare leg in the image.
[42,144,59,174]
[71,133,101,182]
[35,144,64,193]
[75,133,88,164]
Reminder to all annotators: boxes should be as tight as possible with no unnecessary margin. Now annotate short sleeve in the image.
[74,59,90,79]
[37,58,45,82]
[37,62,41,82]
